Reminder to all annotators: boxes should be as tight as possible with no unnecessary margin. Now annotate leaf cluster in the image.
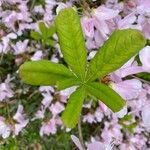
[31,22,56,47]
[19,8,146,128]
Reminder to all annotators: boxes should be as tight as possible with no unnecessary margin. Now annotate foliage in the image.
[19,8,146,128]
[31,22,56,47]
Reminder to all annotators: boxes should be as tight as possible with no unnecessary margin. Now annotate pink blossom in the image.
[12,40,29,55]
[31,50,43,61]
[81,17,95,38]
[71,135,84,150]
[13,105,29,135]
[32,106,45,120]
[0,117,11,139]
[141,102,150,128]
[41,92,53,108]
[83,113,96,124]
[49,102,64,116]
[93,5,119,21]
[111,79,142,100]
[115,105,127,118]
[40,118,57,136]
[139,46,150,72]
[0,76,14,101]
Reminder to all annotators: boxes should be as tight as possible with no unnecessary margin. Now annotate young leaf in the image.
[55,8,87,81]
[86,29,146,81]
[19,60,76,86]
[47,26,56,38]
[86,82,126,112]
[39,22,47,38]
[62,86,86,128]
[31,31,41,40]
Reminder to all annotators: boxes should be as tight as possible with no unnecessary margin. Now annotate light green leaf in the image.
[57,78,81,90]
[31,31,41,40]
[55,8,87,81]
[86,29,146,81]
[39,22,47,38]
[19,60,75,86]
[62,86,86,128]
[86,82,126,112]
[47,26,56,38]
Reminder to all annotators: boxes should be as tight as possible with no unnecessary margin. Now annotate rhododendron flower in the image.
[141,102,150,128]
[139,46,150,72]
[111,79,142,100]
[31,51,43,61]
[40,118,59,136]
[49,102,64,116]
[0,117,11,139]
[13,105,29,135]
[115,105,127,118]
[0,76,14,101]
[12,40,29,55]
[71,135,114,150]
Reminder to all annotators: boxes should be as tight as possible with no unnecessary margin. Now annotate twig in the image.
[78,117,86,150]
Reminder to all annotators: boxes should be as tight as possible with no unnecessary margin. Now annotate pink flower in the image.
[0,76,14,101]
[139,46,150,72]
[83,113,96,124]
[13,105,29,135]
[94,107,104,122]
[32,106,45,121]
[111,79,142,100]
[87,140,114,150]
[49,102,64,116]
[40,118,57,136]
[101,121,122,143]
[81,17,95,38]
[31,50,43,61]
[41,92,53,108]
[141,102,150,128]
[12,40,29,55]
[115,106,127,118]
[71,135,84,150]
[93,5,119,20]
[0,117,11,139]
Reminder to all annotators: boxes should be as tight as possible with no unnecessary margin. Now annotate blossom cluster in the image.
[0,0,150,149]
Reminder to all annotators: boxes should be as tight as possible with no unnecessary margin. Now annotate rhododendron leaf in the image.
[55,8,87,81]
[86,82,126,112]
[86,29,146,81]
[19,60,75,86]
[57,78,80,90]
[62,86,86,128]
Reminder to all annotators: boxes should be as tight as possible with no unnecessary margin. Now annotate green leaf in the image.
[57,78,81,90]
[62,86,86,128]
[31,31,41,40]
[55,8,87,81]
[39,22,47,38]
[86,29,146,81]
[46,39,56,47]
[86,82,126,112]
[47,26,56,38]
[19,60,75,86]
